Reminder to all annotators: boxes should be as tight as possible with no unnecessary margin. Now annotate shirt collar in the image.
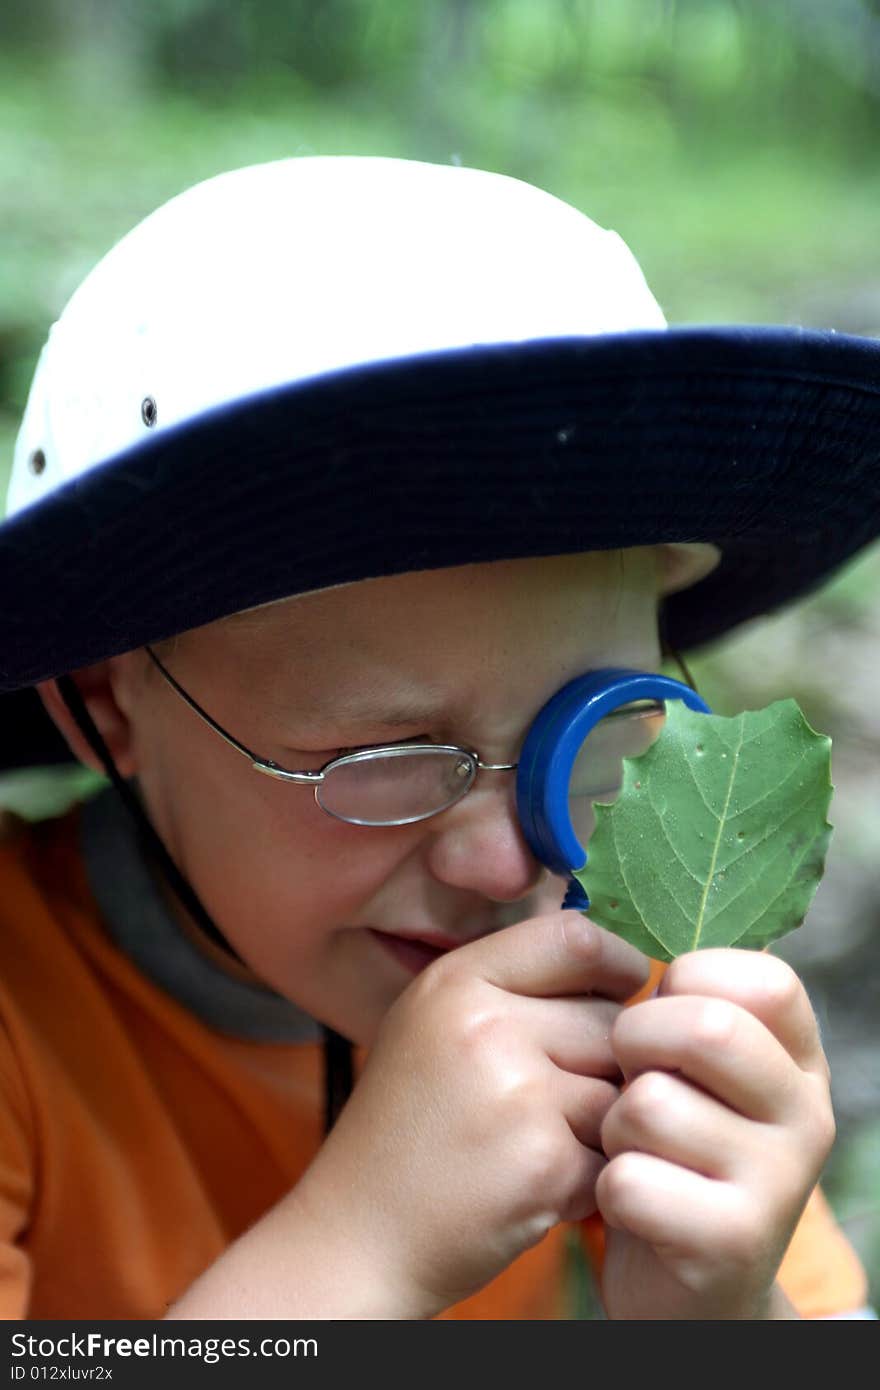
[79,786,321,1043]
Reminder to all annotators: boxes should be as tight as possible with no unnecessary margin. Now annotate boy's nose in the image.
[424,776,546,902]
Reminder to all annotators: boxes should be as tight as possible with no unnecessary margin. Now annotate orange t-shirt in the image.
[0,807,868,1319]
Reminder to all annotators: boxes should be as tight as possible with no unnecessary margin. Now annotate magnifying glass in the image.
[517,669,711,909]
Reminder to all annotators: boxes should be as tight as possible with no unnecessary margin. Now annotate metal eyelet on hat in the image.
[141,396,158,427]
[28,448,46,475]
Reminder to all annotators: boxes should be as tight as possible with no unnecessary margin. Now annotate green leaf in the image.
[574,699,833,961]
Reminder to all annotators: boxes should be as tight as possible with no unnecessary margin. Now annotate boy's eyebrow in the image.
[294,692,449,732]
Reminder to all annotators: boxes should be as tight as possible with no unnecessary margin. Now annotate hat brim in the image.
[3,325,880,767]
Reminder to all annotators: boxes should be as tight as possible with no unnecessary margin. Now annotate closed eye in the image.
[336,734,434,755]
[306,734,435,758]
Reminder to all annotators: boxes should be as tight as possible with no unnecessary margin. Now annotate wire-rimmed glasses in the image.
[145,646,665,831]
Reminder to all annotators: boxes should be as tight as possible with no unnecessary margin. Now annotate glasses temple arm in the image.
[144,644,265,765]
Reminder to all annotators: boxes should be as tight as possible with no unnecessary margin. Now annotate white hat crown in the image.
[8,156,665,517]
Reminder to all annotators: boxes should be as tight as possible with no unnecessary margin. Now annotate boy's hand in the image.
[596,949,835,1319]
[291,912,649,1317]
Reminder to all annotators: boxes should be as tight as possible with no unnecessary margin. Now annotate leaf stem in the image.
[691,719,745,951]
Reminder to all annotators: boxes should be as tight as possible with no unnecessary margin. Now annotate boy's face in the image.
[87,549,661,1045]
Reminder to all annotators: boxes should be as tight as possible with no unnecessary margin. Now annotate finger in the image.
[597,1150,745,1254]
[555,1070,621,1150]
[611,995,804,1124]
[518,994,624,1078]
[460,911,650,1002]
[657,950,828,1080]
[554,1128,609,1224]
[600,1068,752,1180]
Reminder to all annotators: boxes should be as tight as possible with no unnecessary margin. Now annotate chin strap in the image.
[55,674,355,1136]
[658,602,700,693]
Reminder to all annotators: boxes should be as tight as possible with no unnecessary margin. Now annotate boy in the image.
[0,157,876,1319]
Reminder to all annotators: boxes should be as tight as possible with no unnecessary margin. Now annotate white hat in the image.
[1,154,879,715]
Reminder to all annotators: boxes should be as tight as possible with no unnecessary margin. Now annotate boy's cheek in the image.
[294,826,435,923]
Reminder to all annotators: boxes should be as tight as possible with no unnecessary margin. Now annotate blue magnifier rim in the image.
[516,668,711,877]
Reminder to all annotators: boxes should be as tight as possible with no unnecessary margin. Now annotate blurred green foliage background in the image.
[1,0,879,1314]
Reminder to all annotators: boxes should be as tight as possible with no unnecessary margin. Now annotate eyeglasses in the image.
[144,646,665,830]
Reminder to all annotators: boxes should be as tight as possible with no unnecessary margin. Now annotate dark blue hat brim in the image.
[3,325,880,766]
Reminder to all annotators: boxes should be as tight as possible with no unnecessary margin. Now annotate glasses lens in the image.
[317,747,477,826]
[569,701,666,846]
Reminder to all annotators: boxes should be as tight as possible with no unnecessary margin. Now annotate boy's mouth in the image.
[368,928,464,976]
